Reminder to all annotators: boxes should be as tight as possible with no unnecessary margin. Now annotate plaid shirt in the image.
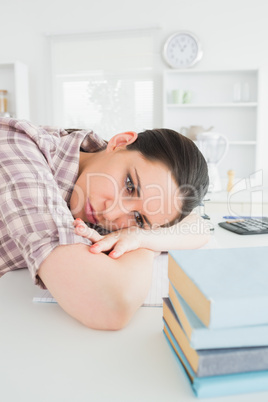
[0,118,107,288]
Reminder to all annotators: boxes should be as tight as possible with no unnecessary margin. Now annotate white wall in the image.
[1,0,268,181]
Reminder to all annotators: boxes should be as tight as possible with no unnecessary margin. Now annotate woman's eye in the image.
[125,175,135,194]
[134,211,144,228]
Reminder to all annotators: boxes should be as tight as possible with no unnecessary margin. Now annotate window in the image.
[49,29,159,140]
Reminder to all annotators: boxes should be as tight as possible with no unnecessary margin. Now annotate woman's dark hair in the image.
[126,128,209,224]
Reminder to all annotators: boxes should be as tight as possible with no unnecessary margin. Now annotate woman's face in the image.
[70,132,180,231]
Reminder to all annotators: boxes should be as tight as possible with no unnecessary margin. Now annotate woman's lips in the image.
[85,199,98,225]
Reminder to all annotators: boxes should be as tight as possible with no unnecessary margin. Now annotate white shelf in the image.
[167,102,257,108]
[164,68,258,74]
[229,141,257,146]
[163,69,259,180]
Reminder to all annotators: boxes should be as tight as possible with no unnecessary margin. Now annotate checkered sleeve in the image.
[0,120,91,288]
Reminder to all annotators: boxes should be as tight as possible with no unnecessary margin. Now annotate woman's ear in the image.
[106,131,138,152]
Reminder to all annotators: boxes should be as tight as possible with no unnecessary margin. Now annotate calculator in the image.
[218,217,268,235]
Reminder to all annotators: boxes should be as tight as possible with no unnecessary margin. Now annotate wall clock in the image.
[163,31,203,69]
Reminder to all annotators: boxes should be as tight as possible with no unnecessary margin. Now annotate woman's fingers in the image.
[109,236,140,258]
[74,222,141,258]
[73,219,103,243]
[90,228,141,257]
[75,225,103,242]
[89,235,119,254]
[108,242,128,258]
[90,238,127,258]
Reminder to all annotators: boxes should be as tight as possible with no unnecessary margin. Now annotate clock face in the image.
[163,32,202,69]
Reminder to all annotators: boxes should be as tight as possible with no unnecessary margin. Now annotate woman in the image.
[0,118,209,330]
[72,128,209,255]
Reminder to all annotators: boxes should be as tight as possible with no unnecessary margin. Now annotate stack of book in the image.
[163,246,268,398]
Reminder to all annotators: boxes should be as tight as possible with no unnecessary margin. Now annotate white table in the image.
[1,219,268,402]
[209,214,268,249]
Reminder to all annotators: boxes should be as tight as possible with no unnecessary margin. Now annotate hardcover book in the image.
[168,247,268,328]
[163,298,268,377]
[163,318,268,398]
[169,283,268,349]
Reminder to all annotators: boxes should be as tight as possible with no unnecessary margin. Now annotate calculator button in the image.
[247,226,259,231]
[230,223,249,230]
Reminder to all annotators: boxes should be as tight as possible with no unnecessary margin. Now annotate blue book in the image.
[168,247,268,329]
[163,319,268,398]
[169,283,268,349]
[163,297,268,377]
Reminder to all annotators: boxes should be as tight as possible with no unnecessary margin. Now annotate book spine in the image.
[198,348,268,377]
[169,285,268,349]
[191,327,268,350]
[163,323,268,398]
[193,370,268,398]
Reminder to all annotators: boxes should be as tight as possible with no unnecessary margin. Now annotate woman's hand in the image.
[73,213,210,258]
[73,218,104,242]
[73,219,143,258]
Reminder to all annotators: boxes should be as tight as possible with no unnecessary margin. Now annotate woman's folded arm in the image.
[38,243,154,330]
